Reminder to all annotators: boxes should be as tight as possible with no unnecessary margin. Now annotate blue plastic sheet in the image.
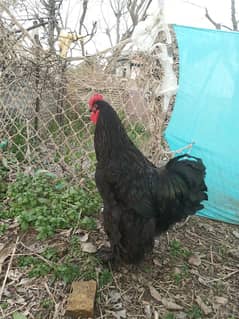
[165,25,239,224]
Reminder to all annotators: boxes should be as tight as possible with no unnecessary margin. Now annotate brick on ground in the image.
[66,280,97,318]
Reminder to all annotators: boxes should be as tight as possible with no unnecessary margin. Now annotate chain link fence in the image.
[0,15,178,183]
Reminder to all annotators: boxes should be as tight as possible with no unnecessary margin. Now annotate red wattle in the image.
[90,110,100,124]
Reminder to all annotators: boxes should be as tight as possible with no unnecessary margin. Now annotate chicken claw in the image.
[96,246,114,263]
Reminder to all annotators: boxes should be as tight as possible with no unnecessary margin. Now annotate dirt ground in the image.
[0,215,239,319]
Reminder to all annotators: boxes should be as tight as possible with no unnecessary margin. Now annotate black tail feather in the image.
[156,154,207,232]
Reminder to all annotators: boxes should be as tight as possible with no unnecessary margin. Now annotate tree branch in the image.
[83,21,97,45]
[221,24,233,31]
[205,8,221,29]
[0,2,38,46]
[79,0,88,56]
[14,20,48,33]
[231,0,238,30]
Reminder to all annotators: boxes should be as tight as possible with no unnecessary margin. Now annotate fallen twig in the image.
[44,282,61,319]
[44,282,56,304]
[165,142,195,155]
[207,269,239,283]
[0,304,5,318]
[0,236,19,301]
[4,304,27,318]
[20,242,54,267]
[175,216,191,229]
[210,245,214,275]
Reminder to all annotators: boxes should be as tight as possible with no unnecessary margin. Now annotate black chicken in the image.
[88,93,207,264]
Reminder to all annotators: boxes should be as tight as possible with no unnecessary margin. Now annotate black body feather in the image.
[93,100,207,263]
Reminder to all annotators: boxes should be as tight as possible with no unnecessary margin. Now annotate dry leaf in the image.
[109,290,121,303]
[214,296,228,305]
[149,285,161,302]
[174,267,181,275]
[197,276,210,287]
[0,243,15,274]
[108,309,127,319]
[188,254,201,267]
[8,219,19,230]
[115,310,126,319]
[81,242,97,253]
[196,296,212,315]
[149,284,183,311]
[154,310,159,319]
[228,249,239,259]
[232,230,239,239]
[79,232,89,242]
[58,229,72,237]
[144,303,151,319]
[8,269,22,281]
[176,312,187,319]
[16,297,25,304]
[161,298,183,310]
[113,303,123,311]
[153,259,161,266]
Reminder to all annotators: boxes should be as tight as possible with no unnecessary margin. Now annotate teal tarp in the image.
[165,25,239,224]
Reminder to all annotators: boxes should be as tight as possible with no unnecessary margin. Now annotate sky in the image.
[10,0,236,55]
[60,0,235,54]
[163,0,232,28]
[62,0,233,30]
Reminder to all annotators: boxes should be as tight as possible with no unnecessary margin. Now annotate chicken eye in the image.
[91,105,99,113]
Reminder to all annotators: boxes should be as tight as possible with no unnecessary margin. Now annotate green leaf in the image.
[55,182,65,190]
[2,158,8,168]
[0,139,8,150]
[35,169,57,178]
[13,312,28,319]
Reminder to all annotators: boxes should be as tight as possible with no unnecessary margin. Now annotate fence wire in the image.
[0,16,178,183]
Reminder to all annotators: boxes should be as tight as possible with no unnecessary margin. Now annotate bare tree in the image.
[77,0,97,56]
[183,0,238,31]
[9,0,97,56]
[101,0,153,47]
[110,0,127,43]
[38,0,63,52]
[124,0,153,39]
[78,0,88,55]
[205,0,238,31]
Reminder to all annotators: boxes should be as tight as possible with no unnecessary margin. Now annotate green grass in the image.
[1,170,101,239]
[0,159,8,201]
[172,264,190,285]
[0,302,8,310]
[98,269,113,288]
[187,305,202,319]
[169,239,191,259]
[0,223,8,236]
[40,298,54,309]
[17,243,111,286]
[164,313,176,319]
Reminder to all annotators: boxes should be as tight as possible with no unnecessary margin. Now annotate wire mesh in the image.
[0,16,178,182]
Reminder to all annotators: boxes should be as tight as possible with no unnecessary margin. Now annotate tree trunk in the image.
[48,0,56,52]
[231,0,238,31]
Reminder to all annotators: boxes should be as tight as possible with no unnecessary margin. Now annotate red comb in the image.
[88,93,104,108]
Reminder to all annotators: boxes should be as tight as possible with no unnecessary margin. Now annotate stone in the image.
[188,254,201,267]
[65,280,97,318]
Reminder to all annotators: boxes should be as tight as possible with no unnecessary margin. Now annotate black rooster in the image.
[88,94,207,264]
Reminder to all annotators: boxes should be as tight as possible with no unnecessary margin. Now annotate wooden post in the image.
[33,22,41,131]
[56,59,67,125]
